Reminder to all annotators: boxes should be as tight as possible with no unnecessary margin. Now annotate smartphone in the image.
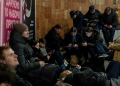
[76,66,78,69]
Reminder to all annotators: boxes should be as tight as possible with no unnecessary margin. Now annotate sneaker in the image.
[98,54,109,58]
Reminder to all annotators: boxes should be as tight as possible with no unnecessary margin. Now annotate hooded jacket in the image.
[100,9,118,27]
[84,29,103,47]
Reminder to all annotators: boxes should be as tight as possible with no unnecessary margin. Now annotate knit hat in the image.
[69,10,75,18]
[89,5,95,11]
[13,22,28,35]
[55,24,61,28]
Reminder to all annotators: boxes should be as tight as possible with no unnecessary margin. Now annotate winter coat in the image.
[84,29,103,47]
[64,67,107,86]
[100,9,118,27]
[109,37,120,62]
[45,27,64,45]
[32,47,48,63]
[64,32,84,46]
[10,30,58,84]
[10,30,40,72]
[73,11,84,27]
[83,9,101,26]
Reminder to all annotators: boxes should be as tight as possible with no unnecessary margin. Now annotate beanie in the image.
[13,22,28,35]
[69,10,75,18]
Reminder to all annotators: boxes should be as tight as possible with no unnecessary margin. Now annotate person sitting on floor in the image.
[9,22,63,86]
[30,39,65,66]
[64,27,84,65]
[45,24,64,51]
[81,27,109,71]
[0,46,37,86]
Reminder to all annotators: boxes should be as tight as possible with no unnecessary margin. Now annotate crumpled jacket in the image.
[109,37,120,61]
[64,67,107,86]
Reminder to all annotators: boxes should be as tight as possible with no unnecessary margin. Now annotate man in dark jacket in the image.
[100,7,118,45]
[45,24,64,50]
[83,5,101,31]
[64,27,84,64]
[69,10,84,33]
[0,46,36,86]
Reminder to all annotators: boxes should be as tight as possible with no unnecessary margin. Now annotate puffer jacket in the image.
[10,30,40,72]
[64,67,107,86]
[10,30,58,85]
[100,9,118,27]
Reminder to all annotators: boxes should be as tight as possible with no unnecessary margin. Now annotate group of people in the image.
[0,5,120,86]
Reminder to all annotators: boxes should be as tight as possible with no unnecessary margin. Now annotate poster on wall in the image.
[0,0,36,46]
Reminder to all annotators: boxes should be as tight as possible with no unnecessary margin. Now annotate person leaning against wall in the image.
[9,22,61,86]
[0,46,36,86]
[100,7,118,46]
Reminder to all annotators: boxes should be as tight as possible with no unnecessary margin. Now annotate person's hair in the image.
[0,46,11,60]
[105,7,111,12]
[70,27,77,32]
[85,27,93,32]
[59,70,68,80]
[30,40,39,46]
[0,62,16,84]
[39,38,46,44]
[114,8,119,12]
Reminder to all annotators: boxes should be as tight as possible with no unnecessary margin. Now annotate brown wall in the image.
[36,0,120,40]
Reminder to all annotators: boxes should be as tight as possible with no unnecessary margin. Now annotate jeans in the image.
[96,42,108,54]
[106,51,114,61]
[66,47,81,58]
[48,42,61,50]
[106,61,120,80]
[51,50,64,66]
[102,27,116,43]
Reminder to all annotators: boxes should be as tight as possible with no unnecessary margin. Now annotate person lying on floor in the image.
[59,67,120,86]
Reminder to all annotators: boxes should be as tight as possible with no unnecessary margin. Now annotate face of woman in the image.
[22,28,29,38]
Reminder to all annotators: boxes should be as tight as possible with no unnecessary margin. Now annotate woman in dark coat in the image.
[9,22,59,86]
